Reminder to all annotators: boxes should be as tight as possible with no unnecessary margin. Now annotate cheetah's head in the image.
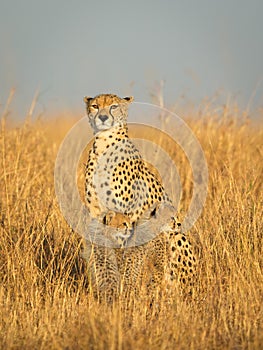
[83,94,134,134]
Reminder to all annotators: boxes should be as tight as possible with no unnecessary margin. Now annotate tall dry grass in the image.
[0,100,262,349]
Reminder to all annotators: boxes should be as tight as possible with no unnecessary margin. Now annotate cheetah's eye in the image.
[91,104,99,109]
[111,104,118,110]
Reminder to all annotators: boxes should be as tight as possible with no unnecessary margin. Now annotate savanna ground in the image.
[0,95,262,349]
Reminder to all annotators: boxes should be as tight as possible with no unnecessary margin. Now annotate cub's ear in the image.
[123,96,134,103]
[83,96,93,104]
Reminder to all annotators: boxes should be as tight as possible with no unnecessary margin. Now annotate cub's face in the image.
[84,94,134,134]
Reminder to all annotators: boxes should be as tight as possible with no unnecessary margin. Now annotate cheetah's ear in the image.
[83,96,93,104]
[123,96,134,103]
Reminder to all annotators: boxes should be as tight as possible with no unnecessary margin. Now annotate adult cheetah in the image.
[82,93,197,302]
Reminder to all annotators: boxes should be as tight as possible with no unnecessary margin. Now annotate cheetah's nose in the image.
[98,115,108,123]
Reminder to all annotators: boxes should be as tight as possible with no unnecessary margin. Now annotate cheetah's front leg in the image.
[82,242,120,303]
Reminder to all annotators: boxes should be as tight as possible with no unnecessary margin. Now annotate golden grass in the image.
[0,103,262,349]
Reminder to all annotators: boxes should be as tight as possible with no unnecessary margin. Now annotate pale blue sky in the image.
[0,0,262,117]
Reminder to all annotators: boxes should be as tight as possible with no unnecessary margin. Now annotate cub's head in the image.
[83,94,134,134]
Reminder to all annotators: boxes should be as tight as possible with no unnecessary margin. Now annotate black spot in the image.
[106,190,111,195]
[178,240,182,247]
[150,207,157,217]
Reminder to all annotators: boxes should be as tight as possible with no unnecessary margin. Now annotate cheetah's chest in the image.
[85,138,141,217]
[85,135,170,223]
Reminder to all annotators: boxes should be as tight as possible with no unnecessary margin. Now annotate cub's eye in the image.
[111,104,118,110]
[91,104,99,109]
